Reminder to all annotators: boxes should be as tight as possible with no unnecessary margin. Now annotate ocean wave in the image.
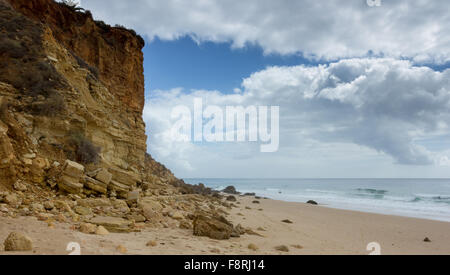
[411,194,450,204]
[356,188,388,195]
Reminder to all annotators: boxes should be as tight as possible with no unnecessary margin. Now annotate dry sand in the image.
[1,196,449,255]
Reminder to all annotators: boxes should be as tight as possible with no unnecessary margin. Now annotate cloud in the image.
[143,58,450,176]
[81,0,450,62]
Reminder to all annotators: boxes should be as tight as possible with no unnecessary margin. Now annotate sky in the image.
[78,0,450,178]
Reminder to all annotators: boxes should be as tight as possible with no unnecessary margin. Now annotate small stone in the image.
[3,232,33,251]
[171,211,184,220]
[13,181,27,192]
[79,223,97,234]
[307,200,318,205]
[252,200,260,204]
[210,248,221,253]
[292,244,304,249]
[30,203,44,213]
[4,193,19,206]
[282,219,293,224]
[0,204,9,213]
[43,201,54,211]
[95,226,109,236]
[179,220,192,229]
[275,245,289,252]
[146,240,157,247]
[116,245,127,254]
[424,237,432,243]
[248,243,258,251]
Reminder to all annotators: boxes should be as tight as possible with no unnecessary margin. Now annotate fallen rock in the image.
[95,226,109,236]
[146,240,157,247]
[4,232,33,251]
[179,220,192,229]
[58,175,83,194]
[248,243,258,251]
[43,201,54,211]
[424,237,432,243]
[116,245,127,254]
[222,186,239,195]
[74,206,93,216]
[79,223,97,234]
[275,245,289,252]
[63,160,85,178]
[13,181,27,192]
[193,215,234,240]
[90,216,132,233]
[95,169,112,185]
[252,200,260,204]
[282,219,293,224]
[84,177,107,194]
[307,200,318,205]
[30,203,44,213]
[4,193,19,206]
[126,190,140,205]
[171,211,184,220]
[292,244,304,249]
[231,224,246,238]
[226,196,237,202]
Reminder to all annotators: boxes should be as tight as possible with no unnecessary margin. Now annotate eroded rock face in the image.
[1,0,147,172]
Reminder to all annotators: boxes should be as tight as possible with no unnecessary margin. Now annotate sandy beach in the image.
[1,196,449,255]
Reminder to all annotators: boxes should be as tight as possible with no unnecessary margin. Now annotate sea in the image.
[183,178,450,222]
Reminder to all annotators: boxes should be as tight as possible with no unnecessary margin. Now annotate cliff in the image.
[0,0,233,239]
[0,0,162,182]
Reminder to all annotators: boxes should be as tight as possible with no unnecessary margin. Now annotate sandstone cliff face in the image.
[0,0,149,175]
[0,0,233,238]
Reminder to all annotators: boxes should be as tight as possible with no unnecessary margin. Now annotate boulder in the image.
[13,181,27,192]
[95,169,112,184]
[62,160,85,179]
[95,226,109,236]
[84,177,107,194]
[3,232,33,251]
[193,215,234,240]
[77,198,112,208]
[58,176,83,194]
[109,180,131,195]
[79,223,97,234]
[126,190,140,205]
[74,206,93,216]
[109,168,138,187]
[222,186,239,195]
[142,205,163,222]
[89,216,132,233]
[307,200,318,205]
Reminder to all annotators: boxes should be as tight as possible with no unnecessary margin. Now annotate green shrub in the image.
[69,132,101,164]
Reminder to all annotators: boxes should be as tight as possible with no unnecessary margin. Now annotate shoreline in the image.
[1,195,449,255]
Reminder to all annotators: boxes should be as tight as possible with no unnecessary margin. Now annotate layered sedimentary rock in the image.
[0,0,232,238]
[1,0,148,173]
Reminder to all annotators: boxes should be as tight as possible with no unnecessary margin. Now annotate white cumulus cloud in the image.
[143,58,450,177]
[81,0,450,62]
